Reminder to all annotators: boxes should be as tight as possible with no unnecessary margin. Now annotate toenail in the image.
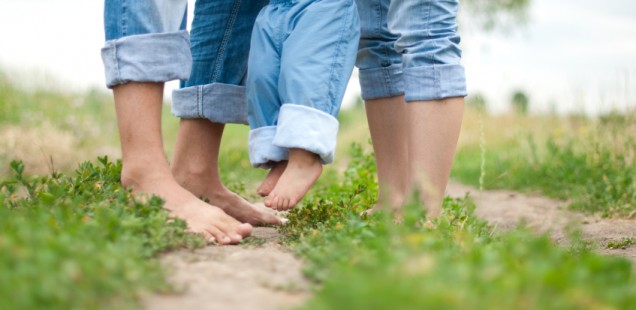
[207,237,217,244]
[222,236,231,243]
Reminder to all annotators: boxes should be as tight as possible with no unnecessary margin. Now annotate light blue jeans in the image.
[355,0,467,101]
[102,0,266,124]
[246,0,360,168]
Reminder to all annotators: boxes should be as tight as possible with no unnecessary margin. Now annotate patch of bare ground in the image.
[142,227,310,310]
[142,181,635,310]
[447,181,636,264]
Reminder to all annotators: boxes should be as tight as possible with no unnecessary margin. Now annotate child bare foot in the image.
[265,148,322,211]
[122,165,252,245]
[257,160,287,197]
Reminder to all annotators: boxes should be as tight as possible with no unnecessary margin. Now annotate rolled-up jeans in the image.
[246,0,360,168]
[355,0,467,101]
[101,0,266,124]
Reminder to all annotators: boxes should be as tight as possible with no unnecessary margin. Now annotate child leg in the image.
[265,0,361,210]
[246,4,290,178]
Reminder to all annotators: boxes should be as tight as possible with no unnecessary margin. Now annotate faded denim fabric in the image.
[101,0,191,88]
[246,0,360,168]
[355,0,467,101]
[172,0,268,124]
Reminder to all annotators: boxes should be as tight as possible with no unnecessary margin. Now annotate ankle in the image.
[120,161,172,190]
[288,148,322,168]
[171,165,225,193]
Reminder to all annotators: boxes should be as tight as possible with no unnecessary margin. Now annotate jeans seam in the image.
[326,2,352,115]
[121,0,128,37]
[423,1,441,98]
[197,86,203,117]
[111,42,121,84]
[212,0,243,82]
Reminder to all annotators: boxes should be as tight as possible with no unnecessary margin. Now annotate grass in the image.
[281,145,636,309]
[0,158,204,309]
[2,74,636,309]
[452,108,636,218]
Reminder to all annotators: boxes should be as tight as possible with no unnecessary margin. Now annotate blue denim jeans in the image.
[246,0,360,168]
[102,0,190,88]
[355,0,467,101]
[173,0,267,124]
[102,0,266,124]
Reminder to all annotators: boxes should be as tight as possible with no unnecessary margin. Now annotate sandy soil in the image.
[142,227,310,310]
[447,181,636,264]
[142,182,636,309]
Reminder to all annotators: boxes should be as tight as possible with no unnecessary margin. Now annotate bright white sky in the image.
[0,0,635,115]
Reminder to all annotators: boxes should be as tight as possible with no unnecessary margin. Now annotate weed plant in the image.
[283,145,636,309]
[0,158,203,309]
[453,111,636,218]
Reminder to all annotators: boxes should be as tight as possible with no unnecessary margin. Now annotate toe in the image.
[205,226,231,245]
[236,223,253,237]
[264,195,274,208]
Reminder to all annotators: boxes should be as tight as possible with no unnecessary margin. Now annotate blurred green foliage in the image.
[0,157,203,309]
[453,112,636,217]
[282,144,636,309]
[463,0,531,30]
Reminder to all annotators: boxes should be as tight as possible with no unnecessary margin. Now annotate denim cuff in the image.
[172,83,248,124]
[101,31,192,88]
[403,64,467,102]
[249,126,290,169]
[273,104,339,165]
[358,63,405,100]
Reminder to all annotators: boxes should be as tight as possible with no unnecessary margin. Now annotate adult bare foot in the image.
[170,119,284,227]
[360,192,405,217]
[122,165,253,245]
[265,148,322,211]
[172,169,284,226]
[182,179,284,226]
[257,160,287,197]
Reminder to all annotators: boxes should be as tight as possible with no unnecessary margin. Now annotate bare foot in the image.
[257,160,287,197]
[122,165,252,245]
[265,148,322,211]
[361,192,405,218]
[172,170,284,226]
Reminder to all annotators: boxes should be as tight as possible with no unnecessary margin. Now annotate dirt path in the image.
[447,181,636,264]
[142,182,636,309]
[142,227,311,310]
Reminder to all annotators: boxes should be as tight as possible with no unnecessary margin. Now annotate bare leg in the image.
[256,160,287,197]
[407,97,464,217]
[113,82,252,244]
[363,96,410,214]
[171,119,283,226]
[264,148,322,210]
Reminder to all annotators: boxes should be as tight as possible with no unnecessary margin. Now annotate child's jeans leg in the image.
[273,0,360,165]
[102,0,191,88]
[388,0,466,101]
[246,4,288,168]
[171,0,268,124]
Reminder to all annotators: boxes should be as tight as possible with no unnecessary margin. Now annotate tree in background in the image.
[467,93,488,113]
[462,0,531,31]
[511,90,529,115]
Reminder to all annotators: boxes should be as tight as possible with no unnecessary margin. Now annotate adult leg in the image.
[355,0,410,213]
[103,0,252,244]
[389,0,467,217]
[363,96,409,213]
[169,0,282,225]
